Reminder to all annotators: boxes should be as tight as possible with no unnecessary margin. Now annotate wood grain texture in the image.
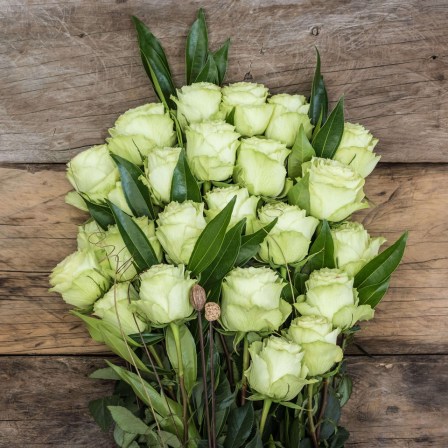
[1,355,446,447]
[0,164,447,355]
[1,0,448,163]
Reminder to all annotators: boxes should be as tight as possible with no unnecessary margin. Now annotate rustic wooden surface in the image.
[1,0,447,446]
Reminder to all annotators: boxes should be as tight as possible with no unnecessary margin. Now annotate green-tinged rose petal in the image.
[301,341,343,376]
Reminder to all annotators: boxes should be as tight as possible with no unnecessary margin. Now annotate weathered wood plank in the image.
[1,0,448,163]
[0,164,447,355]
[1,355,446,447]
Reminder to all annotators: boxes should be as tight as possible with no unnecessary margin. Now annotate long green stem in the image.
[197,315,212,448]
[260,399,272,436]
[307,384,318,448]
[209,323,217,448]
[170,323,188,445]
[149,345,164,369]
[240,335,249,406]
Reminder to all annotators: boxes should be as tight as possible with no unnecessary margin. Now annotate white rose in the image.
[133,264,196,325]
[252,202,319,265]
[186,120,240,181]
[144,147,181,205]
[303,157,368,222]
[49,249,111,308]
[173,82,222,129]
[156,201,206,265]
[107,134,156,166]
[204,186,259,229]
[234,137,290,197]
[246,337,308,401]
[109,103,176,148]
[221,266,291,332]
[287,316,343,377]
[331,221,386,276]
[93,282,146,335]
[295,268,374,329]
[334,122,380,178]
[66,144,119,203]
[221,82,274,137]
[265,94,313,146]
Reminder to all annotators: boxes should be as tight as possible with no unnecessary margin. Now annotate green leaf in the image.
[83,198,115,230]
[354,231,408,306]
[329,427,350,448]
[357,277,391,308]
[110,154,155,219]
[132,16,176,109]
[186,9,209,84]
[201,219,245,293]
[108,406,149,435]
[128,332,165,345]
[90,367,121,381]
[106,362,182,419]
[302,220,334,275]
[235,218,278,266]
[319,388,341,440]
[147,431,182,447]
[170,149,202,203]
[113,425,138,448]
[336,375,352,407]
[108,201,159,272]
[312,97,344,159]
[246,432,263,448]
[166,324,198,394]
[224,402,255,448]
[288,124,316,179]
[71,311,149,372]
[89,396,121,431]
[188,196,236,275]
[308,48,328,126]
[194,53,219,84]
[213,39,230,85]
[287,173,310,214]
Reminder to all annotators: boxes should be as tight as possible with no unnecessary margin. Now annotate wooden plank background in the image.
[1,0,447,446]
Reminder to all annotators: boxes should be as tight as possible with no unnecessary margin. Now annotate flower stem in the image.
[260,399,272,436]
[203,181,212,194]
[240,335,249,406]
[209,322,217,448]
[316,378,329,440]
[170,323,189,445]
[307,383,319,448]
[197,314,212,448]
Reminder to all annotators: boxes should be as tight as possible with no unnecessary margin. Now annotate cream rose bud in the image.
[49,249,111,308]
[295,268,374,330]
[185,120,240,181]
[133,264,196,325]
[95,217,162,282]
[109,103,176,148]
[156,201,206,265]
[331,221,386,277]
[265,94,314,146]
[334,122,380,178]
[93,282,146,335]
[305,157,368,222]
[234,137,290,197]
[288,316,343,377]
[246,337,308,402]
[221,82,274,137]
[253,202,319,265]
[173,82,222,129]
[144,147,181,205]
[107,182,133,216]
[66,144,119,204]
[107,134,156,166]
[204,186,259,229]
[221,267,291,332]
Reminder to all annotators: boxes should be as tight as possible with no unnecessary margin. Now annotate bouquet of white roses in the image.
[50,9,407,448]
